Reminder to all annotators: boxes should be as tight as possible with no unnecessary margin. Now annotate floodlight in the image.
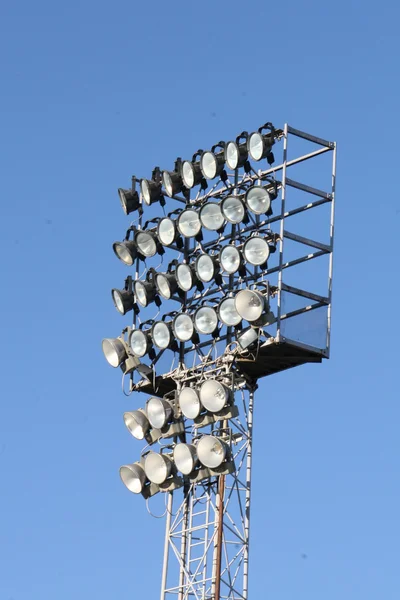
[118,188,140,215]
[193,306,218,335]
[235,289,268,322]
[248,123,275,161]
[172,313,194,342]
[134,280,157,307]
[151,321,174,350]
[200,144,225,180]
[155,273,178,300]
[162,167,184,197]
[182,151,204,189]
[102,337,128,368]
[219,245,241,274]
[195,254,218,283]
[199,380,230,413]
[112,241,139,266]
[145,397,173,429]
[119,463,147,494]
[177,209,201,238]
[225,133,249,170]
[245,186,272,216]
[123,410,150,440]
[218,297,241,326]
[197,435,228,469]
[129,329,151,358]
[140,178,162,206]
[199,202,225,231]
[173,443,198,475]
[220,196,246,224]
[243,236,270,266]
[157,217,178,247]
[236,327,259,350]
[176,264,195,292]
[179,387,202,419]
[144,452,172,484]
[111,288,135,316]
[134,231,158,258]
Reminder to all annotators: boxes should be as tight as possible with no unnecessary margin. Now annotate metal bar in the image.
[188,146,331,207]
[326,142,337,357]
[281,282,329,304]
[160,492,173,600]
[276,123,288,341]
[287,125,334,148]
[243,388,254,600]
[280,300,325,321]
[214,475,226,600]
[178,494,189,600]
[285,177,332,200]
[202,486,211,600]
[283,230,332,252]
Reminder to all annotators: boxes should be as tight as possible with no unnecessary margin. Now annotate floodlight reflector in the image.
[194,306,218,335]
[199,202,225,231]
[243,237,270,265]
[200,150,225,180]
[123,410,150,440]
[140,178,162,205]
[162,170,182,197]
[155,273,177,300]
[102,338,127,368]
[197,436,227,469]
[119,463,146,494]
[199,380,229,413]
[112,241,138,266]
[236,327,259,350]
[179,387,202,419]
[144,452,172,484]
[174,443,198,475]
[195,254,216,283]
[135,231,157,257]
[225,138,248,170]
[220,196,245,224]
[177,209,201,238]
[112,288,134,315]
[235,289,266,322]
[134,281,155,307]
[176,264,194,292]
[248,128,274,161]
[182,160,202,189]
[145,397,172,429]
[129,329,149,358]
[151,322,172,350]
[245,186,272,215]
[157,217,177,246]
[218,297,241,326]
[220,245,241,274]
[118,188,140,215]
[172,313,194,342]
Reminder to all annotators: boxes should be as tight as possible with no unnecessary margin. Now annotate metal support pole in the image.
[160,492,173,600]
[243,387,255,599]
[326,142,337,357]
[214,474,226,600]
[276,123,288,341]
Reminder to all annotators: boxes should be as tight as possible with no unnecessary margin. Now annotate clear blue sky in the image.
[1,1,399,598]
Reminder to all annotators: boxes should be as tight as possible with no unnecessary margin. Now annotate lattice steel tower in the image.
[102,123,336,600]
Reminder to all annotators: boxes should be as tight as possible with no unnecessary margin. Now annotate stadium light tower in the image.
[102,122,337,600]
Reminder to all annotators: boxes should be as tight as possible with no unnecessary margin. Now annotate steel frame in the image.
[124,124,336,600]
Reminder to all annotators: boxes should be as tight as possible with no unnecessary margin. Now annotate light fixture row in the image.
[112,236,276,313]
[120,433,234,496]
[124,381,235,447]
[113,184,277,269]
[118,123,277,213]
